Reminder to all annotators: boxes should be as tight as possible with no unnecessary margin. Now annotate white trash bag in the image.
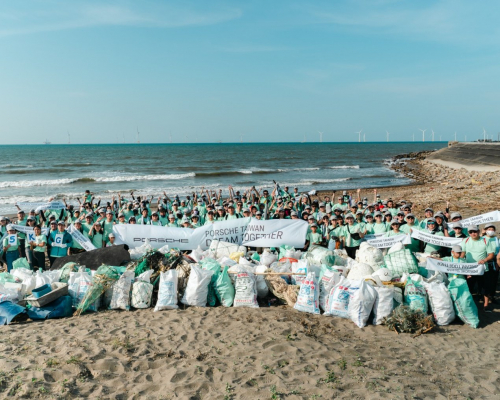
[181,264,214,307]
[372,286,394,325]
[294,272,320,314]
[424,281,455,325]
[324,276,352,319]
[255,265,269,298]
[154,270,179,311]
[233,272,259,308]
[110,270,135,311]
[346,261,374,281]
[131,270,154,309]
[348,280,377,328]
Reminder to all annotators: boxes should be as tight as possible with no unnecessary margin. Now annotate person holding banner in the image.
[483,224,499,304]
[461,225,496,312]
[24,216,37,268]
[70,220,86,254]
[386,220,403,237]
[14,210,27,258]
[88,223,105,249]
[2,225,21,272]
[29,225,47,271]
[421,218,445,256]
[400,214,420,253]
[48,222,73,266]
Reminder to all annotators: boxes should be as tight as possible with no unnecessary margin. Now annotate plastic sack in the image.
[201,258,221,307]
[305,245,335,266]
[181,264,214,307]
[157,244,170,254]
[251,252,260,262]
[404,276,428,314]
[68,272,99,311]
[233,272,259,308]
[0,272,19,285]
[129,241,153,260]
[154,270,179,311]
[388,242,404,254]
[319,265,341,311]
[448,278,479,328]
[324,276,352,318]
[348,280,377,328]
[35,270,52,289]
[189,246,205,262]
[218,256,237,267]
[356,243,384,271]
[136,269,154,283]
[384,248,419,277]
[294,272,320,314]
[0,284,21,302]
[347,261,374,281]
[229,251,245,263]
[291,260,308,285]
[131,280,153,309]
[260,250,277,266]
[110,270,134,311]
[270,260,292,282]
[208,240,246,259]
[239,257,253,266]
[371,268,393,282]
[41,270,62,285]
[12,258,30,270]
[227,264,256,284]
[373,286,394,325]
[59,263,78,283]
[424,281,455,325]
[215,266,235,307]
[255,265,269,298]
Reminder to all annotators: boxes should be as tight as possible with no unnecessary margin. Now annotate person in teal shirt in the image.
[88,223,104,249]
[82,215,94,238]
[372,212,390,234]
[158,208,169,226]
[190,215,202,228]
[422,218,444,255]
[29,225,47,271]
[149,212,162,226]
[419,208,435,229]
[204,212,216,225]
[306,224,322,249]
[166,214,179,227]
[436,245,467,281]
[224,205,240,220]
[48,222,72,266]
[2,225,21,272]
[363,214,375,234]
[400,213,420,253]
[385,220,403,237]
[343,213,365,258]
[70,220,85,254]
[137,209,150,225]
[101,211,116,243]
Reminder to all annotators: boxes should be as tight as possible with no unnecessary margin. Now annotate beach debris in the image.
[233,272,259,308]
[154,270,179,311]
[384,305,435,336]
[51,245,131,270]
[264,271,299,307]
[74,265,120,316]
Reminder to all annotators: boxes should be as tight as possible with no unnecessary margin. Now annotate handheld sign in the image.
[54,233,64,247]
[27,232,36,243]
[8,234,17,245]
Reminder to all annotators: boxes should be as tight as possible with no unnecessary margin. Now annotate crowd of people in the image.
[1,185,499,310]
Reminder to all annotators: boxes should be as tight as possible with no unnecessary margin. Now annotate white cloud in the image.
[0,1,242,37]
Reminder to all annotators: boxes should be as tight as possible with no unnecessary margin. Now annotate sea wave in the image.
[300,178,352,184]
[4,168,73,175]
[293,167,320,171]
[328,165,360,169]
[0,173,196,188]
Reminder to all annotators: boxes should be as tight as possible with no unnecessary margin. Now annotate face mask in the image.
[486,231,496,237]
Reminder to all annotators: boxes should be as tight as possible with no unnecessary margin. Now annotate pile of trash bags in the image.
[0,239,479,331]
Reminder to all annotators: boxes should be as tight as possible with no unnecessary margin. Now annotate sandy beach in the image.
[1,150,500,399]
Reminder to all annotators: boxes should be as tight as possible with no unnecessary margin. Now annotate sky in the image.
[0,0,499,144]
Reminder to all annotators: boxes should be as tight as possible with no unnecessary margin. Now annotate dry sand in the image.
[1,304,500,399]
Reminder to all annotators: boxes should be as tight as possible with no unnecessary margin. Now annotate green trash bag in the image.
[417,267,429,278]
[384,249,419,277]
[251,252,260,262]
[279,245,294,259]
[0,272,18,285]
[134,258,149,276]
[404,276,428,314]
[59,262,78,283]
[12,258,30,270]
[201,258,221,307]
[215,266,235,307]
[323,255,336,267]
[448,278,479,328]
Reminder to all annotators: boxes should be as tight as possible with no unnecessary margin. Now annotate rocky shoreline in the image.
[315,148,500,220]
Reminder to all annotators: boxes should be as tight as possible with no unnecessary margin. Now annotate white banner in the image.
[16,201,66,213]
[449,210,500,229]
[366,234,412,248]
[11,225,49,236]
[242,219,309,248]
[113,218,308,250]
[426,257,485,276]
[364,233,386,241]
[410,229,462,248]
[67,224,97,251]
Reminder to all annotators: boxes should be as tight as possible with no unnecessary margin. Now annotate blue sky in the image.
[0,0,499,144]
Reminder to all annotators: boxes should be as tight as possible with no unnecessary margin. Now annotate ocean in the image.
[0,142,446,215]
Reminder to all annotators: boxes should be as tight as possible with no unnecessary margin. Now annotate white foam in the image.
[328,165,360,169]
[93,173,195,182]
[238,170,253,174]
[0,178,77,188]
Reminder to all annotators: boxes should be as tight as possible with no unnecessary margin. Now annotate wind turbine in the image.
[464,135,467,142]
[363,133,366,142]
[318,131,323,143]
[136,127,140,144]
[355,129,363,143]
[483,127,486,142]
[386,131,390,142]
[431,130,435,142]
[419,129,426,142]
[412,132,415,142]
[454,131,457,141]
[67,131,70,144]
